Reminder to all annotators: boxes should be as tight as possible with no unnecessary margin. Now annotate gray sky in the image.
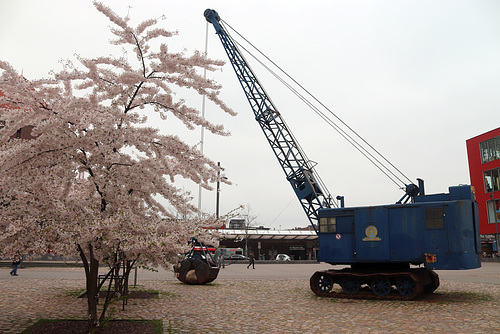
[1,0,499,229]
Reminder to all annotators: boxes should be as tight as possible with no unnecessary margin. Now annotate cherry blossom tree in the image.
[0,2,234,331]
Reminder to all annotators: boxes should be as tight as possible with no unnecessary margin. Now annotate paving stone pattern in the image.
[1,267,499,333]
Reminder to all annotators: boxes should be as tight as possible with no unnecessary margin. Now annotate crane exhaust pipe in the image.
[417,178,425,196]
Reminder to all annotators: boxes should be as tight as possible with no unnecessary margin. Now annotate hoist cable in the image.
[223,21,412,189]
[222,19,411,188]
[246,48,404,189]
[221,19,414,189]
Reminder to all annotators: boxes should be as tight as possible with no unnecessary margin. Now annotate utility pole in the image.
[197,22,209,218]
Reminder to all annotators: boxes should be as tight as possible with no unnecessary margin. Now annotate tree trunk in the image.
[87,257,99,331]
[78,243,100,333]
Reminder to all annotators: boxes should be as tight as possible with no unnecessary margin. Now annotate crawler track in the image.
[310,268,439,300]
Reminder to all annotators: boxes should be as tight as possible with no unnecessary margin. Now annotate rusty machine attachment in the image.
[174,238,220,285]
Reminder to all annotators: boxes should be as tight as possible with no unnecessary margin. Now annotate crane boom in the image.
[204,9,334,231]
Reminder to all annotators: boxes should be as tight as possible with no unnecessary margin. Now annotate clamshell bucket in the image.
[174,239,220,285]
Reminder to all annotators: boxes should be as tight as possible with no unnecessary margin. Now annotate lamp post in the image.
[216,162,227,219]
[216,162,221,219]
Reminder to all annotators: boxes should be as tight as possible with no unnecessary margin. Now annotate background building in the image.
[466,127,500,256]
[219,219,318,260]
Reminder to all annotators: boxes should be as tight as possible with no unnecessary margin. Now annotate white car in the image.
[275,254,291,261]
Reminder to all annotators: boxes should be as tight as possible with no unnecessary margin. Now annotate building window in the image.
[426,208,444,229]
[480,136,500,163]
[484,168,500,193]
[319,217,336,233]
[487,199,500,224]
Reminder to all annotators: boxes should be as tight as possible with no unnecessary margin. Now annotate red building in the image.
[0,90,36,140]
[466,127,500,255]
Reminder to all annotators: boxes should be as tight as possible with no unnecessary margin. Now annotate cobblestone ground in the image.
[1,268,499,333]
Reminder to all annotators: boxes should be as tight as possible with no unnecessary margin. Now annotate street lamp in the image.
[216,162,227,219]
[216,162,221,218]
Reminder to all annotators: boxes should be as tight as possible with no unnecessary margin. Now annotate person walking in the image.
[247,251,255,269]
[10,253,21,276]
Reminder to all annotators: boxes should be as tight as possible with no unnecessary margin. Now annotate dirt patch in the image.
[24,320,160,334]
[103,290,158,299]
[79,290,158,299]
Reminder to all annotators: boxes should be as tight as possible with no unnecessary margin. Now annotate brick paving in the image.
[1,265,499,333]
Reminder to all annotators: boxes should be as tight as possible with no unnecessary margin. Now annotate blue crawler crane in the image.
[204,9,481,300]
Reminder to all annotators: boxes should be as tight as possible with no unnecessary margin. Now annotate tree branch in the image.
[130,32,147,77]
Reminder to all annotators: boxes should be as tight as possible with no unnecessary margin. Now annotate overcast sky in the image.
[1,0,499,230]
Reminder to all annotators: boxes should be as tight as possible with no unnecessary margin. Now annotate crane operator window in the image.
[426,208,444,229]
[319,217,336,233]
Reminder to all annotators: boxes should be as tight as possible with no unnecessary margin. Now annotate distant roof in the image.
[219,229,317,240]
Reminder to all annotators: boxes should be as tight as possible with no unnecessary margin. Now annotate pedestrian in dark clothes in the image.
[10,253,21,276]
[247,251,255,269]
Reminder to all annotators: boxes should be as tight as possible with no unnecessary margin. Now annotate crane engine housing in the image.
[319,185,480,270]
